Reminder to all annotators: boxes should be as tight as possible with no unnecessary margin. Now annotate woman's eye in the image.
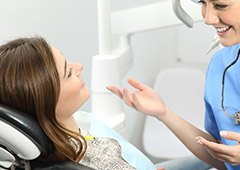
[197,0,205,4]
[214,4,228,10]
[67,68,72,77]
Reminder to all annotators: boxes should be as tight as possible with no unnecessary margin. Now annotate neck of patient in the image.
[57,115,79,133]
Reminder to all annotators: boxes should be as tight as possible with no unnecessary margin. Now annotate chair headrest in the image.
[0,104,52,168]
[0,105,95,170]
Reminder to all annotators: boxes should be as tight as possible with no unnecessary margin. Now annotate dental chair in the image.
[0,104,94,170]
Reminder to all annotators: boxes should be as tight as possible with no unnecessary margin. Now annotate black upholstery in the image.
[0,104,95,170]
[30,160,95,170]
[0,104,51,155]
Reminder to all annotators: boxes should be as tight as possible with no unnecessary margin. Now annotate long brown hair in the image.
[0,37,86,162]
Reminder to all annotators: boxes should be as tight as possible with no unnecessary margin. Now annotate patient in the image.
[0,37,153,170]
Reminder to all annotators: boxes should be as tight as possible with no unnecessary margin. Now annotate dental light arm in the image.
[172,0,221,56]
[111,0,202,35]
[172,0,193,28]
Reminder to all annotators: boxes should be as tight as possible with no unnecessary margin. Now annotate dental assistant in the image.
[108,0,240,169]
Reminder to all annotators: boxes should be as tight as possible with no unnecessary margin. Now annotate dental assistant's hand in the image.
[107,78,167,119]
[196,131,240,166]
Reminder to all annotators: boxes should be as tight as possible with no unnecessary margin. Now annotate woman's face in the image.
[52,46,90,120]
[200,0,240,46]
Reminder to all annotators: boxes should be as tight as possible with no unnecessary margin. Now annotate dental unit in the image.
[91,0,206,133]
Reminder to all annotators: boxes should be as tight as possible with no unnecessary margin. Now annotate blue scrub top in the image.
[205,44,240,169]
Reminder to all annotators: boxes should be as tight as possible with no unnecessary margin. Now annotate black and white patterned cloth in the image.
[80,136,135,170]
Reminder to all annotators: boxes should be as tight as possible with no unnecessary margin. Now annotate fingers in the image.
[128,78,149,91]
[122,88,135,108]
[196,136,240,165]
[206,144,240,166]
[196,136,233,155]
[196,131,240,155]
[107,78,150,109]
[220,131,240,142]
[106,85,123,99]
[206,148,226,162]
[107,78,148,98]
[132,93,145,112]
[106,86,136,108]
[157,168,165,170]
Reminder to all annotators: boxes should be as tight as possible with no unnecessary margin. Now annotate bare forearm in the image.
[159,108,226,170]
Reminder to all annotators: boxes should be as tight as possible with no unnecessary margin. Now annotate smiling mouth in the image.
[216,26,231,34]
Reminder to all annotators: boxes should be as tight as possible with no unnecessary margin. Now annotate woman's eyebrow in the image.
[64,60,67,78]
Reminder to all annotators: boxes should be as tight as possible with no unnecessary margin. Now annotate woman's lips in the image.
[81,81,85,88]
[216,26,231,36]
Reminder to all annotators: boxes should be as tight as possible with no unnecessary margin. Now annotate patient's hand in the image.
[107,78,167,119]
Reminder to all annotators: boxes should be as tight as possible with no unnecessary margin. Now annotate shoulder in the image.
[210,44,240,64]
[206,44,240,74]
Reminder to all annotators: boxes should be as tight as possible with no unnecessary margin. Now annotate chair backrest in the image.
[142,67,205,159]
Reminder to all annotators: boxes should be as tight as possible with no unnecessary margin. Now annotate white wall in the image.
[0,0,216,158]
[0,1,98,114]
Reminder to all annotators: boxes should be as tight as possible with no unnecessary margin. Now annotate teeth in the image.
[216,26,230,33]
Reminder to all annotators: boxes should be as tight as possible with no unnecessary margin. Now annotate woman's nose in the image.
[203,6,219,25]
[73,63,83,77]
